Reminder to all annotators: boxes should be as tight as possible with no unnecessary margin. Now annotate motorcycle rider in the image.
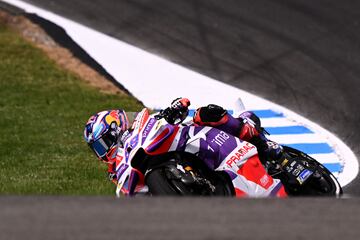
[84,98,283,184]
[161,97,283,164]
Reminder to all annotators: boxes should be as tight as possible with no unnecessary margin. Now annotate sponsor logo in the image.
[260,174,270,187]
[296,169,313,184]
[142,118,156,141]
[154,119,165,132]
[226,142,256,167]
[115,149,125,165]
[281,159,289,167]
[211,131,230,147]
[130,135,139,148]
[116,163,129,179]
[285,160,305,175]
[292,168,301,176]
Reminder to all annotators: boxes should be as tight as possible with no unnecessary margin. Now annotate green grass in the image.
[0,23,143,194]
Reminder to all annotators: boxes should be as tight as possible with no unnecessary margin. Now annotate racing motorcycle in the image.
[114,108,343,197]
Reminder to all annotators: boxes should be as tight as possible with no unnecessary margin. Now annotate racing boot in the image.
[250,133,284,162]
[238,113,284,163]
[248,133,285,177]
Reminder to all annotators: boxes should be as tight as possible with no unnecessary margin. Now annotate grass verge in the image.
[0,22,143,194]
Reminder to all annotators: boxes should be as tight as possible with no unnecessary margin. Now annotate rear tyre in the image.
[282,146,343,196]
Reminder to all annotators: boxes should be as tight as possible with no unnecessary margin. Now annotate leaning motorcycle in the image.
[114,108,342,197]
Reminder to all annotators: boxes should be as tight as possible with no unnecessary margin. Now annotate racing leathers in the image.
[170,98,283,164]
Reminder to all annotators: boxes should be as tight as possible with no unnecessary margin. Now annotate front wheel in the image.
[145,158,234,196]
[145,167,194,195]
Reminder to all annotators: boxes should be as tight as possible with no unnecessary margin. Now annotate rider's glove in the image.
[108,172,117,181]
[171,97,190,111]
[158,97,190,124]
[170,97,190,124]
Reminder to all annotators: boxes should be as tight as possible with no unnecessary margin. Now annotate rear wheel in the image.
[281,146,343,196]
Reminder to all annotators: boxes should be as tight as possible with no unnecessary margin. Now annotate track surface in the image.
[1,0,360,239]
[2,196,360,240]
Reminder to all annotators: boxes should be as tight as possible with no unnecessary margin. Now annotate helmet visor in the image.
[90,132,116,158]
[91,138,110,158]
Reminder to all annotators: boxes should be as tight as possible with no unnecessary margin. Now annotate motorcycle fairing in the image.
[115,109,182,195]
[233,155,286,197]
[176,126,286,197]
[115,109,286,197]
[144,123,180,155]
[131,108,150,132]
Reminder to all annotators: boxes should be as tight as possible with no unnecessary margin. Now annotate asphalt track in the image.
[1,0,360,239]
[1,196,360,240]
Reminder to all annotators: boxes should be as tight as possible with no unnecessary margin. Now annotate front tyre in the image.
[145,158,234,196]
[145,167,193,196]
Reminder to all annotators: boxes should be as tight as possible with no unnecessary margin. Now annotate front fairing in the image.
[114,108,179,196]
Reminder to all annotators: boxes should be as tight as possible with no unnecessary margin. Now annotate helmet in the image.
[84,109,129,162]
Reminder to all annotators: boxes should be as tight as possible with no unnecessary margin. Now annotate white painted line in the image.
[268,134,328,144]
[3,0,357,187]
[260,117,300,128]
[332,173,340,178]
[309,153,344,164]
